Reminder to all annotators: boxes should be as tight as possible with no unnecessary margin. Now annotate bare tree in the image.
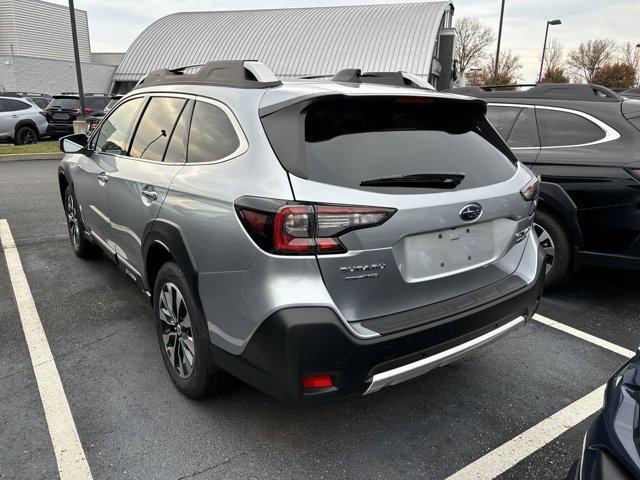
[567,39,617,82]
[455,17,495,75]
[543,39,564,71]
[620,41,640,85]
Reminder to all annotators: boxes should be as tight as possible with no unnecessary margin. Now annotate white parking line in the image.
[445,385,606,480]
[0,219,93,480]
[445,315,635,480]
[533,313,636,358]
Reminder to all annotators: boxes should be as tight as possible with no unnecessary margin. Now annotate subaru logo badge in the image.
[459,203,483,222]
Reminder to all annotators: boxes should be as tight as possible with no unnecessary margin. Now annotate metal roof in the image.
[114,2,453,82]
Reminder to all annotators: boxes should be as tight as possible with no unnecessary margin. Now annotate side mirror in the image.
[59,133,89,154]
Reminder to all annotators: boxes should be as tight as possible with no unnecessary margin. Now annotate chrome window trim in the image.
[487,102,621,150]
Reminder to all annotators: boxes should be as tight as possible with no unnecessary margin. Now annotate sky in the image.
[49,0,640,82]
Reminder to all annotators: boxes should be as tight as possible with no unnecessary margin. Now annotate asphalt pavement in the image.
[1,159,638,480]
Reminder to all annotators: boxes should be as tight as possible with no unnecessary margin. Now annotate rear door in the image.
[263,95,534,322]
[0,99,13,137]
[486,103,540,165]
[108,95,192,275]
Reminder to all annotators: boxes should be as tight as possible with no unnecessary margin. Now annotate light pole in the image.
[68,0,86,123]
[538,19,562,82]
[493,0,506,85]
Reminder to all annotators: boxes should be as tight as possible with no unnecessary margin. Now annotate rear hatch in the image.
[44,96,110,123]
[622,99,640,132]
[261,92,534,328]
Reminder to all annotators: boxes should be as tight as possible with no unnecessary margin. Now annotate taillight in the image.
[40,109,50,117]
[302,375,333,389]
[520,175,540,203]
[236,198,395,255]
[70,107,92,116]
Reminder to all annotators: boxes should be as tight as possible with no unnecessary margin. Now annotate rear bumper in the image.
[209,248,545,404]
[46,123,73,136]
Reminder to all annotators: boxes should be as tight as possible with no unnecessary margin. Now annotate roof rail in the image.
[134,60,282,90]
[1,91,51,97]
[447,83,622,101]
[329,69,435,90]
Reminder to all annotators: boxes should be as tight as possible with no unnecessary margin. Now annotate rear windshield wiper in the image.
[360,173,465,189]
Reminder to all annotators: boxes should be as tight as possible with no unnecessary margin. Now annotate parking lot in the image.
[1,158,638,480]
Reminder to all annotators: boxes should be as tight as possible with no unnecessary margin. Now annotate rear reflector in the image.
[302,375,333,389]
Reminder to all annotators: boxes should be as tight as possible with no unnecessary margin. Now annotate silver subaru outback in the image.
[58,61,545,403]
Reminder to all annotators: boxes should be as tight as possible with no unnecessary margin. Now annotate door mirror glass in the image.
[59,133,88,154]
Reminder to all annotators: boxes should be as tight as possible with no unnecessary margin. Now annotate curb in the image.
[0,152,64,162]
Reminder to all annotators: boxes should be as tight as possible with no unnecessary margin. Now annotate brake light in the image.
[40,109,50,117]
[236,199,395,255]
[520,175,540,203]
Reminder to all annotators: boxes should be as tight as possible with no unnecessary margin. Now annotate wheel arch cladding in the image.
[538,181,583,249]
[58,169,70,203]
[14,119,38,135]
[142,220,199,301]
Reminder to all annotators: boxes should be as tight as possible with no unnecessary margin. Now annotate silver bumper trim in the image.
[364,316,526,395]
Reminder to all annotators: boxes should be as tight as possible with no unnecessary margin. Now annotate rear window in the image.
[48,97,79,109]
[264,97,517,194]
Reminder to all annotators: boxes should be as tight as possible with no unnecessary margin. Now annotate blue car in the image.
[568,350,640,479]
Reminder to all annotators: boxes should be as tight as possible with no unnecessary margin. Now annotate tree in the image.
[455,17,495,75]
[567,39,617,82]
[592,63,637,89]
[540,66,569,83]
[543,39,564,71]
[465,51,523,88]
[620,41,640,85]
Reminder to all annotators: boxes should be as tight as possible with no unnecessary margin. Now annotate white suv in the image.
[0,95,48,145]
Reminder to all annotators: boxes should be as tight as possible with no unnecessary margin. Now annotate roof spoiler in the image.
[134,60,282,90]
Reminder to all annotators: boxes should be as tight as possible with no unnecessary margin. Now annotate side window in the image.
[129,97,187,161]
[164,101,193,163]
[0,99,9,112]
[94,97,144,155]
[536,108,606,147]
[7,99,31,111]
[486,106,522,140]
[187,101,240,163]
[507,108,539,148]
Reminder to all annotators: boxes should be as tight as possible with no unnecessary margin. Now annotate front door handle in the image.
[141,187,158,202]
[97,173,108,186]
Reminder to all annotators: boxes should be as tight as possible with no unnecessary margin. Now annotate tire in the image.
[64,185,98,259]
[534,209,572,289]
[154,261,226,399]
[13,125,38,145]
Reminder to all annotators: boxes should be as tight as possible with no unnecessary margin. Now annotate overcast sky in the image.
[50,0,639,82]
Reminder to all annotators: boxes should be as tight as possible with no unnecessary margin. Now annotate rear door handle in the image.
[11,115,19,118]
[97,173,108,186]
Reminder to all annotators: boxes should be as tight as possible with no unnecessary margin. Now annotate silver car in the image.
[57,61,545,403]
[0,94,48,144]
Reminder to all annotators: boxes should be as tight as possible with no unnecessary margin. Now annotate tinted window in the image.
[187,102,240,163]
[300,98,516,194]
[129,97,187,161]
[164,102,192,164]
[8,99,31,111]
[48,98,80,110]
[0,99,11,112]
[486,106,521,140]
[85,97,110,112]
[508,108,539,148]
[30,98,50,109]
[537,109,605,147]
[94,98,143,155]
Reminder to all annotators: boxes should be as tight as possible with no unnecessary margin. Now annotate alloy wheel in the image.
[534,222,555,275]
[158,282,195,379]
[65,193,80,249]
[19,129,35,145]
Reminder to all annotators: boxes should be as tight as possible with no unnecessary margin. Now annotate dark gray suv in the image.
[58,61,545,403]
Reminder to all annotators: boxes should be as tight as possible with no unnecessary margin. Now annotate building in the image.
[0,0,120,94]
[114,1,456,93]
